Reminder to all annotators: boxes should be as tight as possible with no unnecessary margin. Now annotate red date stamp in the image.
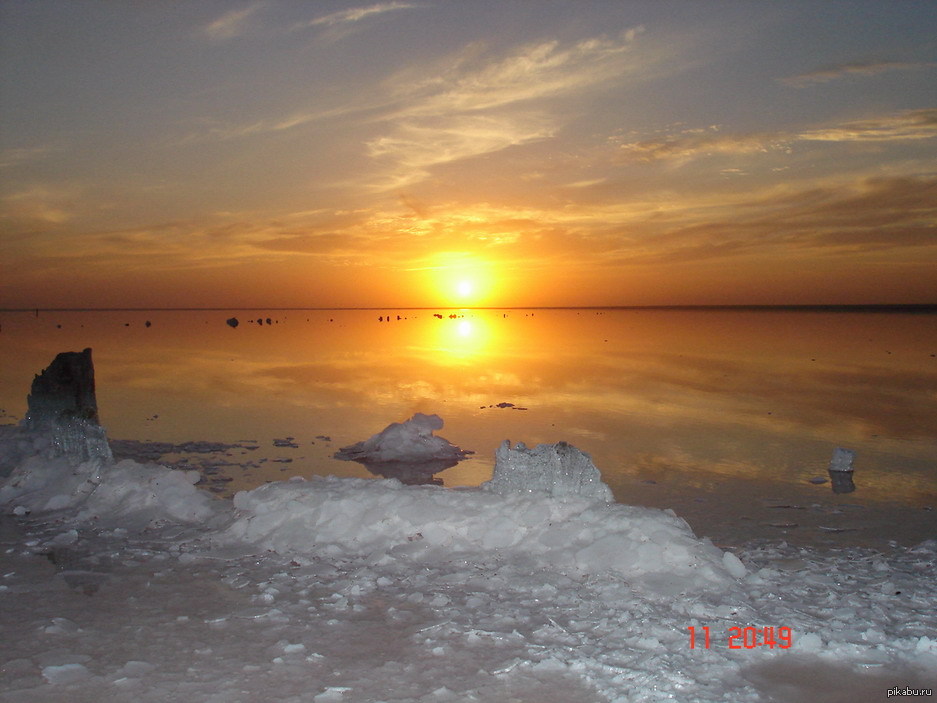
[688,626,792,650]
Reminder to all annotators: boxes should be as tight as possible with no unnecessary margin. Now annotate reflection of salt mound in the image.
[485,440,613,502]
[223,476,742,595]
[334,413,469,464]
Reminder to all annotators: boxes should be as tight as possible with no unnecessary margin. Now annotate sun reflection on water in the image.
[424,314,496,361]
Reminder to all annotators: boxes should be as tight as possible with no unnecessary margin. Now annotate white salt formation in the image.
[484,439,614,502]
[0,453,219,527]
[222,474,736,596]
[334,412,469,464]
[829,447,856,471]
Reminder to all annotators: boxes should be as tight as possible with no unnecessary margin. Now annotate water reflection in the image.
[422,313,495,361]
[1,309,935,516]
[358,458,459,486]
[828,469,857,494]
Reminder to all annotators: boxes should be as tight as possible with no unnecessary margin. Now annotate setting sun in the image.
[424,252,501,307]
[456,280,474,299]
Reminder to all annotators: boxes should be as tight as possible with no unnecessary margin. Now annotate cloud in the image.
[388,29,645,118]
[615,126,789,163]
[366,113,556,189]
[797,108,937,142]
[299,2,418,29]
[0,145,58,169]
[1,185,76,225]
[779,61,934,88]
[612,175,937,265]
[204,3,264,41]
[367,27,646,189]
[183,112,320,142]
[178,100,386,144]
[254,232,368,255]
[612,108,937,164]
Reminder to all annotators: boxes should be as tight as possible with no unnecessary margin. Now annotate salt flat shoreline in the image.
[3,421,934,554]
[108,432,937,554]
[2,470,935,702]
[2,424,936,702]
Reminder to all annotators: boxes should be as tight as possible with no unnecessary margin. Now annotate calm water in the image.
[1,308,935,547]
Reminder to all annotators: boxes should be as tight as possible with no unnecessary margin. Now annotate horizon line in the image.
[2,303,936,313]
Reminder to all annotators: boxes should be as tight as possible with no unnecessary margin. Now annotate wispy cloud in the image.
[367,27,646,189]
[387,28,646,118]
[178,99,388,144]
[606,175,937,266]
[0,145,58,169]
[612,108,937,164]
[366,113,556,189]
[797,108,937,142]
[779,60,934,88]
[297,2,418,30]
[204,3,264,41]
[1,185,77,225]
[614,125,789,163]
[182,111,326,142]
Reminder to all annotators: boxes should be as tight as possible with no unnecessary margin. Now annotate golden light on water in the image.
[426,315,495,360]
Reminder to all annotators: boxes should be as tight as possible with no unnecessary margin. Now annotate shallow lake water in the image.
[1,308,935,549]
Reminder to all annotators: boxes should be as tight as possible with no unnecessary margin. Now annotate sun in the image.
[426,252,498,307]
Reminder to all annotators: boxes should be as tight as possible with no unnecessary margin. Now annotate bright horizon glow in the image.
[1,2,935,308]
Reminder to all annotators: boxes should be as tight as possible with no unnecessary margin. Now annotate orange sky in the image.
[2,1,936,308]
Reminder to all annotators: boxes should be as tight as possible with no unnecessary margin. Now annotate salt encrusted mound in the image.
[0,454,217,526]
[334,413,470,464]
[484,440,613,502]
[22,348,112,464]
[222,476,742,595]
[829,447,855,472]
[24,348,100,428]
[1,349,221,525]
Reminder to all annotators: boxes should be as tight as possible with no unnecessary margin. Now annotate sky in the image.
[1,0,936,309]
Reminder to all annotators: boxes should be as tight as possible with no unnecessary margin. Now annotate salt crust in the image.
[2,432,935,701]
[334,413,469,464]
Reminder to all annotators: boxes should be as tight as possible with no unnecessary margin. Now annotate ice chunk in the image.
[42,663,91,684]
[76,460,216,525]
[24,348,100,429]
[43,417,113,464]
[334,413,469,464]
[1,453,217,526]
[829,447,855,472]
[22,348,113,464]
[722,551,747,578]
[827,448,857,493]
[484,440,613,502]
[115,660,156,677]
[223,475,737,594]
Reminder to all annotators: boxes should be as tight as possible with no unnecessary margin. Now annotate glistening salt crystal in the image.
[484,440,613,502]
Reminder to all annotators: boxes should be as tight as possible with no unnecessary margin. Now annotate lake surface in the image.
[1,308,935,548]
